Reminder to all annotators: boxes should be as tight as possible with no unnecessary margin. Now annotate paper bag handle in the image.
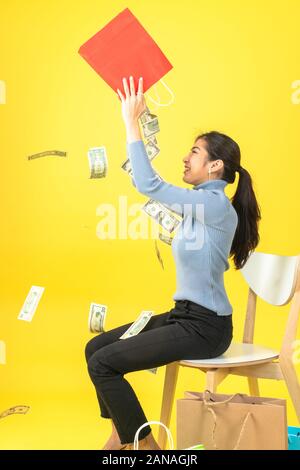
[146,79,175,107]
[134,420,174,450]
[203,389,245,406]
[203,390,251,450]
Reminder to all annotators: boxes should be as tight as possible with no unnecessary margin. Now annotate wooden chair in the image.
[157,251,300,449]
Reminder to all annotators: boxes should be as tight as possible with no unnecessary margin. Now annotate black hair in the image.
[195,130,261,270]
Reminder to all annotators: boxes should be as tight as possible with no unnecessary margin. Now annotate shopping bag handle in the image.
[203,390,252,450]
[134,420,174,450]
[206,405,251,450]
[203,389,245,406]
[146,79,175,107]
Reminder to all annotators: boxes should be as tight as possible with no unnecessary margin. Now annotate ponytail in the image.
[230,165,261,269]
[195,131,262,270]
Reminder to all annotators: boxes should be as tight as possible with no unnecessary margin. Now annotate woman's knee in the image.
[84,333,113,363]
[85,336,103,363]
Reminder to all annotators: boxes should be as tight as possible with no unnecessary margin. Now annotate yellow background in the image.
[0,0,300,449]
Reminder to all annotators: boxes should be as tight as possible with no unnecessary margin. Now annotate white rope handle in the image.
[134,420,174,450]
[146,79,175,107]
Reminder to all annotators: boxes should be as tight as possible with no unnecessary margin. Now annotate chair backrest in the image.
[239,252,300,346]
[240,252,300,306]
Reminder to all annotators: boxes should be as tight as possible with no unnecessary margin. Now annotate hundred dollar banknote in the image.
[88,303,107,333]
[119,311,153,340]
[18,286,45,322]
[87,147,108,178]
[142,199,181,233]
[0,405,30,419]
[27,150,67,160]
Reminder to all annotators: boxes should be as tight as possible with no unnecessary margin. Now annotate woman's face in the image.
[182,138,211,186]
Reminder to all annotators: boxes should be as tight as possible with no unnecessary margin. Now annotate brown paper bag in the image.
[177,390,288,450]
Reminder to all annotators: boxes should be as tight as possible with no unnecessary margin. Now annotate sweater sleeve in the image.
[126,139,228,225]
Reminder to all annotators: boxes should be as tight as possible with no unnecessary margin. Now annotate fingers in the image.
[123,77,130,98]
[137,77,143,95]
[117,88,124,101]
[129,76,135,96]
[120,76,142,99]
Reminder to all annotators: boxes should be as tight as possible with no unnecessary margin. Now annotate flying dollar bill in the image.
[139,106,151,125]
[145,139,160,160]
[18,286,44,322]
[155,240,164,270]
[27,150,67,160]
[121,158,133,176]
[142,199,181,233]
[121,139,160,176]
[139,106,160,138]
[88,303,107,333]
[158,233,173,245]
[119,311,153,340]
[142,115,160,139]
[87,147,108,178]
[0,405,30,419]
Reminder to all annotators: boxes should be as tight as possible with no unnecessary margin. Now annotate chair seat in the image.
[179,342,279,368]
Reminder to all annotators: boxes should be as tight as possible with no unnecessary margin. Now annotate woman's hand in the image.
[117,76,147,128]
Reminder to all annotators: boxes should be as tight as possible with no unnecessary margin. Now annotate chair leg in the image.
[205,368,229,392]
[206,370,218,392]
[158,362,179,450]
[247,377,259,396]
[280,359,300,423]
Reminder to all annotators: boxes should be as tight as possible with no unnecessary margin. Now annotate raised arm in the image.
[117,76,229,225]
[126,139,229,225]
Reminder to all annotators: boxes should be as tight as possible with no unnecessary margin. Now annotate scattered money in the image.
[87,147,108,178]
[27,150,66,160]
[142,114,160,139]
[121,137,160,176]
[121,158,133,176]
[142,199,181,233]
[145,139,160,159]
[147,135,158,145]
[0,80,6,104]
[139,107,159,139]
[155,240,164,270]
[18,286,44,322]
[139,106,151,125]
[0,405,30,420]
[122,106,160,177]
[158,233,173,245]
[119,311,153,340]
[88,303,107,333]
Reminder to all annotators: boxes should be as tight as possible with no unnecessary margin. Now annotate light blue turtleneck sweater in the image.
[126,139,238,316]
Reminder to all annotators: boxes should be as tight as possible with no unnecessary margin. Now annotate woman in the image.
[85,76,261,450]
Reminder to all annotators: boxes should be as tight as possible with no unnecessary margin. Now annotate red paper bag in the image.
[78,8,173,95]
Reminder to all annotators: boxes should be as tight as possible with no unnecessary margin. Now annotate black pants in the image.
[85,299,233,445]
